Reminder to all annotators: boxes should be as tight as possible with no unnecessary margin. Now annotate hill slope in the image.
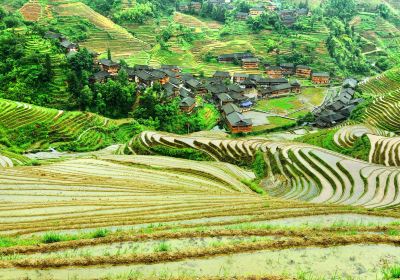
[49,1,150,59]
[0,98,138,153]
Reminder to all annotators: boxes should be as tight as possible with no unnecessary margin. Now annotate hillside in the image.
[48,1,150,59]
[0,98,138,155]
[2,0,400,279]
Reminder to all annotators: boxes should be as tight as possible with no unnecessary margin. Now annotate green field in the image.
[255,87,326,115]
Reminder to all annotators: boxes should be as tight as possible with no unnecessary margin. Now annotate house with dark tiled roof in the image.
[213,71,231,80]
[313,79,361,127]
[236,12,249,20]
[216,93,234,107]
[233,73,249,83]
[99,59,120,75]
[249,7,265,16]
[91,71,111,83]
[180,97,196,113]
[222,103,241,116]
[312,72,330,84]
[295,65,312,78]
[226,112,253,133]
[266,66,283,78]
[242,58,259,69]
[60,39,78,53]
[280,63,295,76]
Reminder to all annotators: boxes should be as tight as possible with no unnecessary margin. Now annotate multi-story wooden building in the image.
[233,73,249,83]
[180,97,196,113]
[242,58,259,69]
[99,59,120,75]
[226,112,253,133]
[266,66,283,78]
[312,72,330,84]
[295,65,312,78]
[280,63,295,76]
[249,7,265,16]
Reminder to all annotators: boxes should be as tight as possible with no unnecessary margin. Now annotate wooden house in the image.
[233,73,249,83]
[280,63,295,76]
[268,83,293,98]
[186,79,206,95]
[60,39,78,53]
[91,71,111,84]
[242,58,259,69]
[265,1,277,11]
[249,7,265,16]
[222,103,241,116]
[216,93,234,107]
[218,54,236,63]
[135,70,159,86]
[266,66,283,79]
[44,31,65,42]
[161,65,181,73]
[296,65,312,78]
[99,59,120,75]
[312,72,330,84]
[213,71,231,81]
[190,1,201,12]
[226,112,253,133]
[178,3,189,11]
[180,97,196,113]
[290,80,301,94]
[149,69,170,85]
[236,12,249,20]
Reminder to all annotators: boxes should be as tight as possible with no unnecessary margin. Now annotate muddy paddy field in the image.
[1,155,400,279]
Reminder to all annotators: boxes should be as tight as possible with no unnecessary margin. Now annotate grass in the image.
[42,232,64,244]
[241,179,266,195]
[383,264,400,279]
[154,242,171,252]
[91,228,109,239]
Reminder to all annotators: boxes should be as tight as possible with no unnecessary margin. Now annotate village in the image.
[177,0,310,27]
[178,0,310,27]
[44,26,362,134]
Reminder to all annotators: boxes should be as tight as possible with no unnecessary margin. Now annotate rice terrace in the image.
[2,0,400,279]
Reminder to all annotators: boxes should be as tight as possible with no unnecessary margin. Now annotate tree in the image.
[79,85,94,110]
[324,0,356,22]
[107,48,112,60]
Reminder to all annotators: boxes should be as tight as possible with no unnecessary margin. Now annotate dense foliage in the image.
[132,86,219,134]
[84,0,177,23]
[297,128,371,161]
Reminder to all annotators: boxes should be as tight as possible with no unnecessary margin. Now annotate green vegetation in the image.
[383,264,400,280]
[42,232,64,244]
[132,87,220,134]
[297,128,371,161]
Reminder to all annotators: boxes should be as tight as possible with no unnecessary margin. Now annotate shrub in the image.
[241,179,265,195]
[91,228,109,238]
[252,151,267,179]
[150,145,213,161]
[42,232,63,244]
[383,264,400,279]
[154,242,170,252]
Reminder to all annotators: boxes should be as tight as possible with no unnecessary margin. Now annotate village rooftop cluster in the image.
[178,0,310,27]
[45,29,359,134]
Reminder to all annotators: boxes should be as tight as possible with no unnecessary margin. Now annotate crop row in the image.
[133,131,400,209]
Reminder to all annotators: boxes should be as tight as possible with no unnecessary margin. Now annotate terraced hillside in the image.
[49,1,150,59]
[19,0,43,21]
[359,68,400,97]
[130,131,400,209]
[0,98,136,153]
[0,149,30,167]
[24,35,71,108]
[2,154,400,279]
[363,89,400,131]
